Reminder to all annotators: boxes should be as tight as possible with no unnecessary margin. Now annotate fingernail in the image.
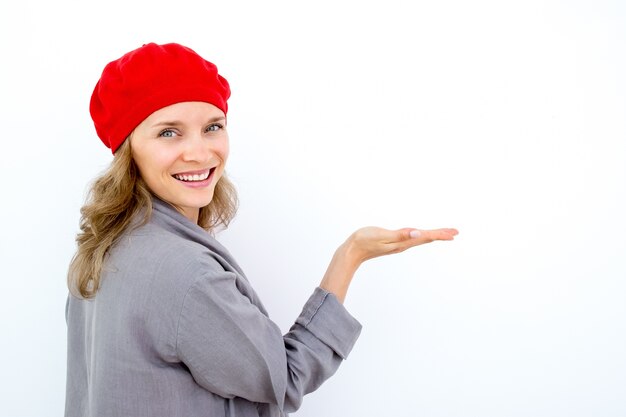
[410,230,421,239]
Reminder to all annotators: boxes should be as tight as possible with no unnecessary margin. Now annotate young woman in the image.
[65,42,458,417]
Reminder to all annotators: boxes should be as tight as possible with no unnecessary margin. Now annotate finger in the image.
[440,228,459,236]
[415,228,458,240]
[432,228,459,240]
[375,227,416,244]
[391,227,459,244]
[391,229,458,254]
[388,228,428,243]
[376,227,459,255]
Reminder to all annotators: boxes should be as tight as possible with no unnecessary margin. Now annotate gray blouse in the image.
[65,198,362,417]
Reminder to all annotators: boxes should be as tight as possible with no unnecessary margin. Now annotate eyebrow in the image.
[150,116,226,129]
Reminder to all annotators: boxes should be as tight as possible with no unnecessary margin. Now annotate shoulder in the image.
[106,220,224,291]
[96,218,227,343]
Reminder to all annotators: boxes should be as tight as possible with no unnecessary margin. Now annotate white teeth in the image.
[174,171,211,182]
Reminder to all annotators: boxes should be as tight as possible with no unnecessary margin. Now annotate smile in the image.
[173,168,214,182]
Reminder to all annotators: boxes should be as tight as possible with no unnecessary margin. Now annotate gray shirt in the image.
[65,198,362,417]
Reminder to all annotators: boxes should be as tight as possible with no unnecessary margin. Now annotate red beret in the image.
[89,43,231,153]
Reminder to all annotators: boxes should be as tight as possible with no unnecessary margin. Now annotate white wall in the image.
[1,0,624,416]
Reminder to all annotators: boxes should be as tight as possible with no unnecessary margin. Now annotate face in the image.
[130,101,229,223]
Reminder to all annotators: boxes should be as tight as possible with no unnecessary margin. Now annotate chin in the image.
[188,194,215,209]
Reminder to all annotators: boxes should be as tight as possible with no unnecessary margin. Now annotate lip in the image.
[172,167,216,188]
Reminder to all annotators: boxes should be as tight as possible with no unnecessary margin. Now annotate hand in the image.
[320,226,458,303]
[343,226,459,266]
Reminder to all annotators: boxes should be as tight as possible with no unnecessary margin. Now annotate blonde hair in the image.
[67,139,238,299]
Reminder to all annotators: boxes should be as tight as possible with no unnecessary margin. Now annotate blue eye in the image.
[205,123,223,133]
[159,129,178,138]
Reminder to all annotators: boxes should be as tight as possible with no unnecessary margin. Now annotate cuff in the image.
[295,287,362,359]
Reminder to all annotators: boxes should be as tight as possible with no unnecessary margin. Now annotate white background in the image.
[1,0,625,416]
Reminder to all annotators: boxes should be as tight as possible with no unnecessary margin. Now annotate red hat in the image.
[90,42,230,153]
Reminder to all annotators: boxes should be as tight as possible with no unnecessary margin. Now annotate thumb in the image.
[408,229,422,239]
[394,228,421,241]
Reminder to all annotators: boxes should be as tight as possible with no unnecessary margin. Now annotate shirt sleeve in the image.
[175,270,362,413]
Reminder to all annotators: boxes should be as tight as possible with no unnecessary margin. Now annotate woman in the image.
[65,42,458,417]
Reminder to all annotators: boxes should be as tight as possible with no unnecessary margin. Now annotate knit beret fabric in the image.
[90,43,230,153]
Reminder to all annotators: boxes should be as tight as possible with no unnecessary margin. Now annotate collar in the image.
[150,196,247,279]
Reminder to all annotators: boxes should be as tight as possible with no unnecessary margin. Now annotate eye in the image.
[158,129,179,138]
[205,123,224,133]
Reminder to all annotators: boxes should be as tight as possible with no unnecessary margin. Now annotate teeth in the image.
[174,171,211,182]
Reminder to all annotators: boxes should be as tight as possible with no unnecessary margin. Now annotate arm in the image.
[176,272,360,412]
[176,226,458,411]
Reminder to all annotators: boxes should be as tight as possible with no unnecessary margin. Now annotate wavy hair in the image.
[67,139,238,298]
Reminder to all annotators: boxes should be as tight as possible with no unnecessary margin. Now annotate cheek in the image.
[218,137,230,162]
[133,146,177,179]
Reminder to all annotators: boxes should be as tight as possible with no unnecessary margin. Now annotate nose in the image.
[181,133,212,164]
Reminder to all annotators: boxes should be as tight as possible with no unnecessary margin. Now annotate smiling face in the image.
[130,101,229,223]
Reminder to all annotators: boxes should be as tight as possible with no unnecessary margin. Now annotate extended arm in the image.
[176,226,458,412]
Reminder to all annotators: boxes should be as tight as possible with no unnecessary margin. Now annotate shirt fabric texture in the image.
[65,197,362,417]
